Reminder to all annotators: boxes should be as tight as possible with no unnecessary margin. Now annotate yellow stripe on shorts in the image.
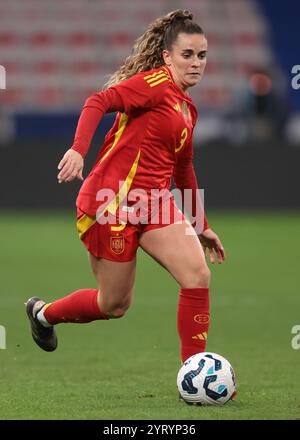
[77,213,96,239]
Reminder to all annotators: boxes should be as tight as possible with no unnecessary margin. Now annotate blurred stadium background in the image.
[0,0,300,208]
[0,0,299,420]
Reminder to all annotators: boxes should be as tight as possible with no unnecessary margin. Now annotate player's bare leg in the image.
[139,220,211,363]
[139,220,210,288]
[88,254,137,319]
[25,256,136,351]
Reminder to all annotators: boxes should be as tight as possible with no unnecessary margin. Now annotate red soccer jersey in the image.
[72,65,208,231]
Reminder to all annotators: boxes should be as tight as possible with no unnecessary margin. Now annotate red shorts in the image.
[76,196,185,262]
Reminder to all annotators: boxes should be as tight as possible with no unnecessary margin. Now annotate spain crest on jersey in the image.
[110,234,125,254]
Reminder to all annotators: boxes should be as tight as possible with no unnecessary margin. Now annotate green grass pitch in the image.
[0,211,299,420]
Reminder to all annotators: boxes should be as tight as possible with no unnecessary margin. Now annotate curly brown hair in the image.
[104,9,204,89]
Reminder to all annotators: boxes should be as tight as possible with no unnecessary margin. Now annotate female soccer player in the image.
[26,9,225,365]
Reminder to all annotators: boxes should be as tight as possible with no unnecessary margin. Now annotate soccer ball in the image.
[177,352,237,405]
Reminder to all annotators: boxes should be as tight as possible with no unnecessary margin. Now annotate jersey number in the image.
[175,128,188,153]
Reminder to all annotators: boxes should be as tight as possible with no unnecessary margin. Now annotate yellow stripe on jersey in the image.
[77,213,96,239]
[143,70,164,80]
[146,72,167,84]
[76,119,139,237]
[162,66,172,79]
[96,149,141,219]
[143,70,170,88]
[149,77,169,88]
[99,113,128,165]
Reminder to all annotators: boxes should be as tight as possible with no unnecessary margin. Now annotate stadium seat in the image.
[0,0,274,111]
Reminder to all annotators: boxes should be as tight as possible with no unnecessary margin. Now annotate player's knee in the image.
[181,264,211,288]
[109,308,127,319]
[195,265,211,287]
[103,292,132,319]
[98,284,134,319]
[108,301,130,319]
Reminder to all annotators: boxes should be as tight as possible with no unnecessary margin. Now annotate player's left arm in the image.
[173,138,225,264]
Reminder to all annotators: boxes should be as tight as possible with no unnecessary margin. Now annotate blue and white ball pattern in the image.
[177,352,237,405]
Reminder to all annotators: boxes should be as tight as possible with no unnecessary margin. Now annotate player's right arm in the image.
[57,87,124,183]
[57,69,170,183]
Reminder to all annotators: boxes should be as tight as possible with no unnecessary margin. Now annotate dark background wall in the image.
[1,141,299,210]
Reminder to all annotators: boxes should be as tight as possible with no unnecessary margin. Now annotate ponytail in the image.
[104,9,204,89]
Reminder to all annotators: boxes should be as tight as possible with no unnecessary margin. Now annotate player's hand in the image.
[57,149,84,183]
[198,228,225,264]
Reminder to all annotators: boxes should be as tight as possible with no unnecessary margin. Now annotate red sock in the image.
[177,287,210,363]
[44,289,109,324]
